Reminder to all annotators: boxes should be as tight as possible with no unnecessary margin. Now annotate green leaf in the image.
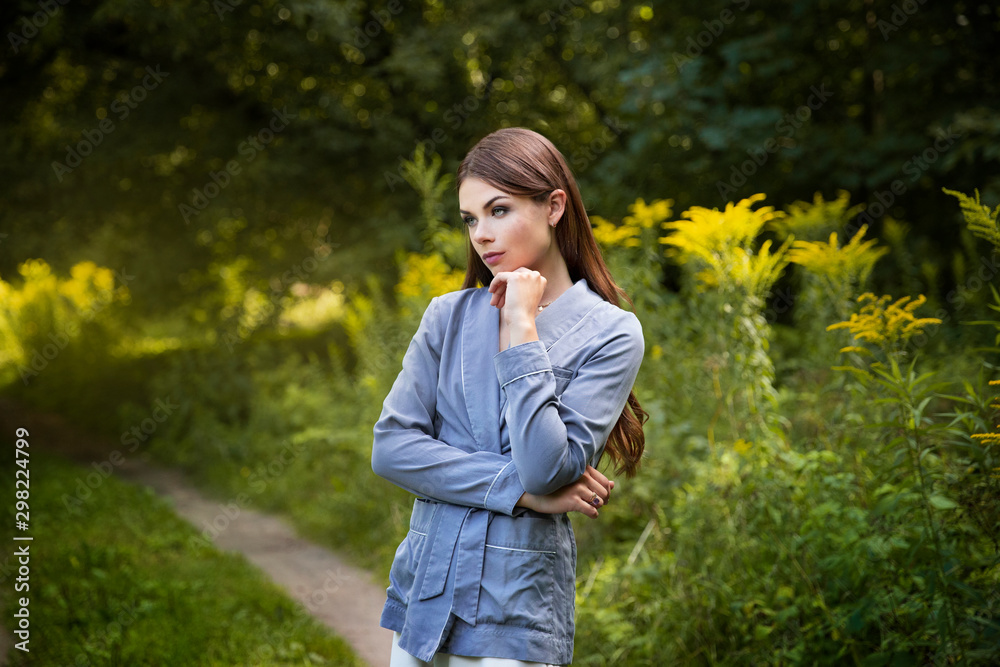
[928,495,959,510]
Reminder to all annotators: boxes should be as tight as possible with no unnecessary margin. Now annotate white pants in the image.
[390,632,561,667]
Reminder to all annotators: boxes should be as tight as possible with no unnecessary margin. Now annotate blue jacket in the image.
[371,277,644,664]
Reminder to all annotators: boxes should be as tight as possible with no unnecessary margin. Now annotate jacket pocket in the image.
[551,366,574,397]
[477,514,558,631]
[387,528,426,605]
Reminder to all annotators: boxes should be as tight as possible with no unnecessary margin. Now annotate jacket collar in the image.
[460,278,602,453]
[533,277,604,350]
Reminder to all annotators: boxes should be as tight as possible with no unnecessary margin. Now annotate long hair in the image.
[457,127,647,478]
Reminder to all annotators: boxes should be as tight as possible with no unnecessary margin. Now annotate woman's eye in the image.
[462,215,476,226]
[492,206,507,217]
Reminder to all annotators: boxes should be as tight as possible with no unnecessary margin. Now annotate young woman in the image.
[371,127,647,666]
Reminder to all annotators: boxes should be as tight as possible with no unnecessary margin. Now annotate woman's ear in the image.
[547,189,567,227]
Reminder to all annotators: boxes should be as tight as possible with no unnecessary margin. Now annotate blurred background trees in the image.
[2,1,1000,665]
[2,0,998,316]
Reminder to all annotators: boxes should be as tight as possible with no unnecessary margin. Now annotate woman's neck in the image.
[534,253,574,306]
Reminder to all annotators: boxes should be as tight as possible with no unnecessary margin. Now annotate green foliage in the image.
[400,143,465,266]
[3,0,999,313]
[773,193,890,365]
[0,259,130,386]
[772,190,865,242]
[570,192,999,665]
[4,150,1000,663]
[0,259,144,429]
[0,450,363,666]
[943,188,1000,250]
[131,327,417,573]
[789,225,888,319]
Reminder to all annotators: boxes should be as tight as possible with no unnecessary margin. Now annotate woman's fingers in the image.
[581,466,614,507]
[572,482,608,519]
[577,493,600,519]
[526,474,615,519]
[585,465,614,495]
[488,272,510,309]
[489,268,545,316]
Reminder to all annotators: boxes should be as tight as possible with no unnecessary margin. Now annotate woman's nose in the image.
[471,219,494,245]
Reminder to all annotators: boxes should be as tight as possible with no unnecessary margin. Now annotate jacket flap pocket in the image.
[486,513,558,552]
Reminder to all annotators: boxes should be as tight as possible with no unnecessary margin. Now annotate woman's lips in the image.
[482,251,504,266]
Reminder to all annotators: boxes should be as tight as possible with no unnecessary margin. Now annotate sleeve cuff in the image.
[483,460,525,516]
[493,340,552,389]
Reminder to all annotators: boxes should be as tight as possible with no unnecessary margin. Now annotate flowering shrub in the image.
[8,145,998,665]
[0,259,129,386]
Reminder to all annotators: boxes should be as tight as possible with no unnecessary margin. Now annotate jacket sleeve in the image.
[493,311,644,496]
[371,296,526,516]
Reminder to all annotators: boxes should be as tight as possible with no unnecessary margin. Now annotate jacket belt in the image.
[396,501,488,662]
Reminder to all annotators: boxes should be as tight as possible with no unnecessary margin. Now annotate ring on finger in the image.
[590,491,601,507]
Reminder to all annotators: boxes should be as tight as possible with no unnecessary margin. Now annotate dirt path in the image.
[114,459,393,667]
[0,399,392,667]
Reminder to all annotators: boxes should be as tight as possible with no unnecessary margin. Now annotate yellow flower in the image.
[971,378,1000,451]
[624,198,673,230]
[772,190,864,240]
[788,224,888,286]
[591,215,641,248]
[733,438,752,455]
[591,198,672,250]
[395,252,464,301]
[0,259,128,377]
[661,194,782,256]
[827,292,941,355]
[660,195,791,298]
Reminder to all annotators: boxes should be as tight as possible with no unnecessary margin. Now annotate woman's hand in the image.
[489,267,546,326]
[516,466,616,519]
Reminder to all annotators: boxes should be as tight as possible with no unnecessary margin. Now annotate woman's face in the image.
[458,177,565,276]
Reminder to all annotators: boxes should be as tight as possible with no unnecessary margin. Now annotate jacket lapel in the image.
[534,278,603,350]
[461,278,604,453]
[462,289,503,453]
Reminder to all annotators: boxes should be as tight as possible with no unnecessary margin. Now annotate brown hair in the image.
[457,127,647,477]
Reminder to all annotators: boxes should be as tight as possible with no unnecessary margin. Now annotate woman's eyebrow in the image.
[459,194,510,215]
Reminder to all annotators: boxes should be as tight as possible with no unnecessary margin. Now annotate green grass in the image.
[0,449,365,666]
